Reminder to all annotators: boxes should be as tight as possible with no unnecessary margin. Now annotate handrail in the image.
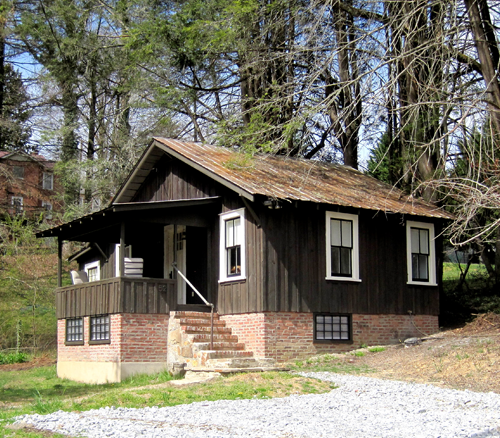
[172,263,215,350]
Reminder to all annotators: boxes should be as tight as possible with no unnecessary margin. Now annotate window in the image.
[315,314,351,342]
[65,318,84,344]
[326,212,360,281]
[11,196,23,214]
[42,201,53,219]
[84,260,100,282]
[406,221,436,285]
[42,172,53,190]
[13,166,24,179]
[90,315,110,343]
[219,208,246,282]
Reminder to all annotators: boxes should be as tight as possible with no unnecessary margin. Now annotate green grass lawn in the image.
[0,365,336,438]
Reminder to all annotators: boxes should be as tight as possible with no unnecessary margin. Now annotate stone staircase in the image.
[167,311,282,372]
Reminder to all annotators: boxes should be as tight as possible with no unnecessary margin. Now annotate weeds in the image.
[0,352,29,365]
[368,347,386,353]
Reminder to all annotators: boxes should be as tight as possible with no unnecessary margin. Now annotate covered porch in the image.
[37,196,222,311]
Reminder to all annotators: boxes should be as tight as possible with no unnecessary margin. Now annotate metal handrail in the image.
[172,263,215,350]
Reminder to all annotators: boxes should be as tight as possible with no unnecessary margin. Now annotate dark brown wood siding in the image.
[56,278,176,318]
[132,155,223,202]
[217,202,440,316]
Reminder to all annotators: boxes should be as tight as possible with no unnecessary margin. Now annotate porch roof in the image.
[36,197,221,241]
[114,138,453,220]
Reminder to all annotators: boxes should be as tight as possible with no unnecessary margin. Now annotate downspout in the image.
[57,237,63,288]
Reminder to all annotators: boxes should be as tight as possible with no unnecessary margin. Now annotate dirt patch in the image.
[346,313,500,393]
[0,355,56,372]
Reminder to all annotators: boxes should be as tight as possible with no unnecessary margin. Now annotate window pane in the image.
[411,228,420,252]
[226,220,234,247]
[341,221,352,248]
[419,229,429,255]
[330,219,341,246]
[418,254,429,281]
[340,247,352,275]
[233,218,241,245]
[227,246,241,276]
[331,247,341,275]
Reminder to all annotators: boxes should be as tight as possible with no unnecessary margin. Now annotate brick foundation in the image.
[57,313,169,383]
[221,312,438,363]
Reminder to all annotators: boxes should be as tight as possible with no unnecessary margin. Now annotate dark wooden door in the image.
[186,226,208,304]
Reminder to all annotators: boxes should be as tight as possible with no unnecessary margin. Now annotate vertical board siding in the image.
[132,155,223,203]
[217,203,439,316]
[56,278,176,318]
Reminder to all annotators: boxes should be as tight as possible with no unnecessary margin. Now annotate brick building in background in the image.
[0,150,62,220]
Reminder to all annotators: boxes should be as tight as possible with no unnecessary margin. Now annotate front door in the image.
[164,225,208,305]
[164,224,186,304]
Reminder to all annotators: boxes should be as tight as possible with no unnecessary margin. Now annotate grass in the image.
[292,354,373,374]
[0,365,335,437]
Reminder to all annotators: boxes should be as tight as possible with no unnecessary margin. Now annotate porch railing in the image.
[56,277,176,319]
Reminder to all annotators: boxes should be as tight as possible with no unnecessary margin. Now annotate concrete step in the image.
[204,357,267,369]
[174,311,219,320]
[182,325,232,334]
[192,334,239,343]
[193,342,245,351]
[198,350,254,360]
[178,318,226,327]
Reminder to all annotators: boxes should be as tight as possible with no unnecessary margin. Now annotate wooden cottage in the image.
[37,138,452,383]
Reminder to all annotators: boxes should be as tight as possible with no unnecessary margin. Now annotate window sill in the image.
[89,339,111,345]
[314,339,353,344]
[407,281,438,287]
[325,276,362,282]
[219,276,246,284]
[64,341,84,346]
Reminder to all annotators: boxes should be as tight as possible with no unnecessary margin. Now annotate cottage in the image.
[37,138,452,383]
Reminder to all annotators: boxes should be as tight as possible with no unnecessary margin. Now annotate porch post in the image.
[120,222,125,277]
[57,237,63,288]
[173,224,178,278]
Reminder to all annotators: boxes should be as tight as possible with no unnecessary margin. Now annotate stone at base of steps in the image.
[170,371,222,386]
[186,366,290,374]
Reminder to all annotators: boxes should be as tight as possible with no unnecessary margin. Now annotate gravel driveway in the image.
[15,372,500,437]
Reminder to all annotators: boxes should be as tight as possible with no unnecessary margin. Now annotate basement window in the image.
[314,314,352,343]
[65,318,84,345]
[89,315,110,344]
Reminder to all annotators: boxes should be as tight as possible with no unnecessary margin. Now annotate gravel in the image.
[14,372,500,437]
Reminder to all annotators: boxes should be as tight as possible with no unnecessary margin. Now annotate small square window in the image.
[90,315,110,343]
[13,166,24,179]
[11,196,23,214]
[65,318,84,344]
[315,314,352,342]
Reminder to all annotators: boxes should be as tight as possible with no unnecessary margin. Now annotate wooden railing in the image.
[56,277,177,319]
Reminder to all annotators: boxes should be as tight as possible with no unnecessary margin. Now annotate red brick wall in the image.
[57,314,168,363]
[222,312,439,363]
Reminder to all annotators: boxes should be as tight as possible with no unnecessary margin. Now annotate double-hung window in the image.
[90,315,110,343]
[326,212,360,281]
[219,209,246,282]
[406,221,436,285]
[42,172,53,190]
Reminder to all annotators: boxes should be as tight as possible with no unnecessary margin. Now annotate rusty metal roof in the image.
[114,138,453,219]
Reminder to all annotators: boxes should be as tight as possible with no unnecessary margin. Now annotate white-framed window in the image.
[42,172,53,190]
[11,196,23,214]
[406,221,437,286]
[42,201,53,219]
[84,260,100,282]
[326,211,360,281]
[219,208,246,282]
